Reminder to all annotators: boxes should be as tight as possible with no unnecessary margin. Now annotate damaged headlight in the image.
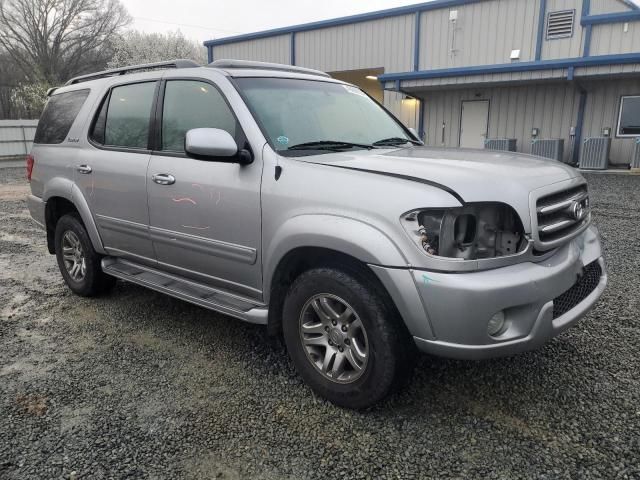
[401,203,526,260]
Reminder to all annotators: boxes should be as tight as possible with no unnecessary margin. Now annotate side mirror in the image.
[185,128,238,159]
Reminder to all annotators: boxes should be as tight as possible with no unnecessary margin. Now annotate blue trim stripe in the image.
[417,100,425,141]
[378,52,640,82]
[203,0,482,47]
[581,10,640,25]
[290,32,296,65]
[583,25,593,56]
[582,0,591,57]
[414,11,421,71]
[535,0,547,61]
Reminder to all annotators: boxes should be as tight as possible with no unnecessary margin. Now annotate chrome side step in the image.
[101,257,268,325]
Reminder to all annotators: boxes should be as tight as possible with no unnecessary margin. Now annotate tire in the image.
[54,213,115,297]
[282,267,410,409]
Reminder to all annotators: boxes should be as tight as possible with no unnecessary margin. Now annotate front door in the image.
[146,79,263,299]
[459,100,489,149]
[76,81,158,264]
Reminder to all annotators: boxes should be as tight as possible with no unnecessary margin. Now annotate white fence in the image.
[0,119,38,159]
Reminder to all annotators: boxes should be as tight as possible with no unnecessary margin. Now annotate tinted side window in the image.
[161,81,236,152]
[104,82,156,149]
[34,89,90,144]
[618,96,640,136]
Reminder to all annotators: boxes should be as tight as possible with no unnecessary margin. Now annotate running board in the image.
[101,257,268,325]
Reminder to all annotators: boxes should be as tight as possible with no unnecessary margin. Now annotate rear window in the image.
[34,89,90,144]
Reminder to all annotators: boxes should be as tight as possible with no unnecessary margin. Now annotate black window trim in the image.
[616,94,640,138]
[87,79,161,154]
[151,76,250,161]
[34,88,91,145]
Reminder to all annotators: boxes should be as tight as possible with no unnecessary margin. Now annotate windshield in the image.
[235,77,413,156]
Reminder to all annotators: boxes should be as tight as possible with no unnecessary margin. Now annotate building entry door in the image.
[459,100,489,149]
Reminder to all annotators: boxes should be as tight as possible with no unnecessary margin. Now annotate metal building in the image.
[204,0,640,167]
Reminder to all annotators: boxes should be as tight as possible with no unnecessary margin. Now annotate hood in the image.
[302,146,579,203]
[299,146,582,231]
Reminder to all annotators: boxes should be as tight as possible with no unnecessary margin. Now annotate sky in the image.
[120,0,429,44]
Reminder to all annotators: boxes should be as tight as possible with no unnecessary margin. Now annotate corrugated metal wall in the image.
[541,0,585,60]
[590,0,634,14]
[212,35,291,64]
[0,120,38,158]
[419,0,541,69]
[590,21,640,56]
[383,91,419,129]
[420,83,582,163]
[582,78,639,166]
[296,15,414,73]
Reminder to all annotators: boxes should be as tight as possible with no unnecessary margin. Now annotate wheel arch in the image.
[43,182,105,255]
[266,246,405,338]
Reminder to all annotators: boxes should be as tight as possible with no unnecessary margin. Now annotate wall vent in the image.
[484,138,517,152]
[546,10,575,40]
[631,138,640,169]
[579,137,611,170]
[531,139,565,162]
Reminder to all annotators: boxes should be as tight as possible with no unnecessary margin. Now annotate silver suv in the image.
[27,59,607,408]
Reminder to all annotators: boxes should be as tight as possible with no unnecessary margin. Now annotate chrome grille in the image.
[536,185,590,246]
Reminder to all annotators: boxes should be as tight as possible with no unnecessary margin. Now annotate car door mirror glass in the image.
[185,128,238,159]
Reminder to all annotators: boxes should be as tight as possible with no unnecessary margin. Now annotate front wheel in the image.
[54,213,115,296]
[282,267,410,409]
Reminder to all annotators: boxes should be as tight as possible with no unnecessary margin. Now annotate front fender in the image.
[42,177,106,255]
[263,214,408,298]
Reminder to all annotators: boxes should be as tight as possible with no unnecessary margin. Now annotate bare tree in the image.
[0,0,131,84]
[108,30,207,68]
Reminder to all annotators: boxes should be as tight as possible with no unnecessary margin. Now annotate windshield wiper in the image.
[287,140,375,151]
[372,137,421,147]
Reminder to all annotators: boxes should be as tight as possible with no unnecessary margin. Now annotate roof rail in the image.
[209,59,330,78]
[64,59,201,86]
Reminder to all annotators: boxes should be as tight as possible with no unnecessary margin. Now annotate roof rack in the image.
[209,59,330,78]
[64,59,201,86]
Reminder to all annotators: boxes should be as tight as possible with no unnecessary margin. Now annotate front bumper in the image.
[371,225,607,360]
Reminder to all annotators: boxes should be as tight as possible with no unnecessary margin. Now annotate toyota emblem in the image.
[570,201,585,221]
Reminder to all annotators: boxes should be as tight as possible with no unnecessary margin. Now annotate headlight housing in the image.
[401,203,526,260]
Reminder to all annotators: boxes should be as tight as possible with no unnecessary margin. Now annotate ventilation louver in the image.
[547,10,575,39]
[484,138,517,152]
[531,139,565,162]
[579,137,610,170]
[631,138,640,169]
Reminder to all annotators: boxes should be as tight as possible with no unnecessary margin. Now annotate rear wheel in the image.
[282,267,409,409]
[54,214,115,296]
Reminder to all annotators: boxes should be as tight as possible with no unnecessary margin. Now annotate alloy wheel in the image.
[298,294,369,384]
[62,230,86,282]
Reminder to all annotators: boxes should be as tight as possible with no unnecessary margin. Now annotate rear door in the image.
[146,78,263,298]
[76,80,158,264]
[459,100,489,149]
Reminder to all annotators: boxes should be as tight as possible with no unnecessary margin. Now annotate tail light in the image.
[26,154,34,182]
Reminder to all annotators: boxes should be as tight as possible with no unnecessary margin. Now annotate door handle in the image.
[152,173,176,185]
[76,164,92,174]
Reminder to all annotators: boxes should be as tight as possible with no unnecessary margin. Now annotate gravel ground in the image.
[1,166,639,479]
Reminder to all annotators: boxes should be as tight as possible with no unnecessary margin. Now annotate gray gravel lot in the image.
[1,166,639,479]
